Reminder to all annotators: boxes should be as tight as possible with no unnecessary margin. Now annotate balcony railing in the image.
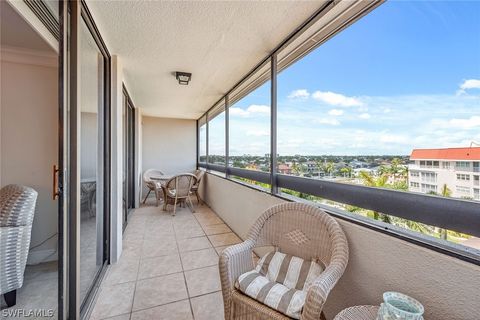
[199,162,480,242]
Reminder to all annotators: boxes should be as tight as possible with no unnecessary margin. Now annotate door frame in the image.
[59,0,112,318]
[122,84,136,231]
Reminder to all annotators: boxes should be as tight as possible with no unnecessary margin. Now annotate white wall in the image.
[1,50,58,264]
[141,116,196,196]
[201,173,480,320]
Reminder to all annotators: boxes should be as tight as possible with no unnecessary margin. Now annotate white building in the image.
[408,147,480,200]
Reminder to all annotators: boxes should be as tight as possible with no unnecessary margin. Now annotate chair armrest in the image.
[219,239,255,317]
[302,251,348,320]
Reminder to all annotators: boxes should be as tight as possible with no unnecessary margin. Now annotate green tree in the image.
[322,161,335,177]
[439,184,451,240]
[291,161,305,176]
[358,171,391,222]
[340,166,353,178]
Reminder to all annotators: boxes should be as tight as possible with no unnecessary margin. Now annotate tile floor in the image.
[0,261,58,319]
[88,201,243,320]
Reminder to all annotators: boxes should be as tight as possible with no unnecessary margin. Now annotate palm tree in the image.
[314,160,324,177]
[340,166,353,178]
[291,161,305,176]
[322,161,335,177]
[439,184,451,240]
[358,171,390,222]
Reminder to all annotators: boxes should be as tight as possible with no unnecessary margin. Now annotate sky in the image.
[203,0,480,157]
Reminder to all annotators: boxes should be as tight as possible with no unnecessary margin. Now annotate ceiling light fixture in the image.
[175,71,192,85]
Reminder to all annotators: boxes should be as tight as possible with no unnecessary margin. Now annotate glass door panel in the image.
[79,17,105,304]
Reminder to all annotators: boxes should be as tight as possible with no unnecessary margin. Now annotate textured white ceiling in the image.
[86,0,326,119]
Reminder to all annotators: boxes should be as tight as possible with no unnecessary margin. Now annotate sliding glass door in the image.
[122,86,135,229]
[78,15,107,306]
[59,1,111,318]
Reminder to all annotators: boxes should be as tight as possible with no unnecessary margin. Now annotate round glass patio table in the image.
[333,305,379,320]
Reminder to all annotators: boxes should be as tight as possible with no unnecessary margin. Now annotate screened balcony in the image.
[86,0,479,319]
[2,0,479,319]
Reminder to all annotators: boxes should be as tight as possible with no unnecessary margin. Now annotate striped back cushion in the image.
[236,270,306,319]
[255,251,324,291]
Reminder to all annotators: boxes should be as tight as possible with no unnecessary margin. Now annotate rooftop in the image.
[410,147,480,161]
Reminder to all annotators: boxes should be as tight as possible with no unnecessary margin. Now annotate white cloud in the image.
[457,79,480,95]
[431,115,480,130]
[247,104,270,114]
[314,118,340,126]
[379,134,409,144]
[229,107,249,117]
[312,91,363,107]
[328,109,344,116]
[229,104,269,117]
[288,89,310,100]
[359,113,371,119]
[246,130,269,137]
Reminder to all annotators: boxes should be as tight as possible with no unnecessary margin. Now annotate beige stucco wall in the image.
[201,173,480,320]
[141,116,196,197]
[0,58,58,264]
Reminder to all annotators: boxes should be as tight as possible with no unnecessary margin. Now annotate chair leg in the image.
[320,311,326,320]
[143,189,151,204]
[4,290,16,307]
[155,189,160,207]
[172,197,178,216]
[187,196,195,213]
[195,191,201,205]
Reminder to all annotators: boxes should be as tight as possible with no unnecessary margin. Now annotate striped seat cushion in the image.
[234,251,324,319]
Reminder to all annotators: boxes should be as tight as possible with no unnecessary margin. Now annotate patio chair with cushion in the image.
[0,184,38,307]
[191,169,205,204]
[142,169,164,206]
[219,202,349,320]
[162,173,196,215]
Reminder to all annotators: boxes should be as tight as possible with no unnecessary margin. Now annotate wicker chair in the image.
[219,202,349,320]
[191,169,205,204]
[162,173,196,215]
[142,169,164,206]
[0,184,38,307]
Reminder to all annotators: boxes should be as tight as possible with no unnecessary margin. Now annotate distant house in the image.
[278,163,292,175]
[304,161,318,174]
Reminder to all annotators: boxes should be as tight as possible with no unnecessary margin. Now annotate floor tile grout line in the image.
[126,298,193,318]
[94,204,227,320]
[128,219,147,320]
[173,217,196,320]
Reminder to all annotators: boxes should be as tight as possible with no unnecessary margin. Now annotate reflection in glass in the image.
[79,18,104,302]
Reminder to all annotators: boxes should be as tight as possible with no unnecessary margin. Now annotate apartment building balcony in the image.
[2,0,480,319]
[87,174,479,320]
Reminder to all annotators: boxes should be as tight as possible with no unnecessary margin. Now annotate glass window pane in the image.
[276,1,480,247]
[229,62,271,172]
[80,17,105,303]
[199,116,207,162]
[208,103,225,165]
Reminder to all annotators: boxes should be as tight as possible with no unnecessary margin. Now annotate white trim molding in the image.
[1,46,57,68]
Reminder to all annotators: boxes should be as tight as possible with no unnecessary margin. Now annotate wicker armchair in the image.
[142,169,164,206]
[191,169,205,204]
[0,184,38,307]
[162,173,196,215]
[219,202,349,320]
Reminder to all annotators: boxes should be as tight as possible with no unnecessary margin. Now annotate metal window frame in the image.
[24,0,60,40]
[195,0,480,265]
[61,1,113,319]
